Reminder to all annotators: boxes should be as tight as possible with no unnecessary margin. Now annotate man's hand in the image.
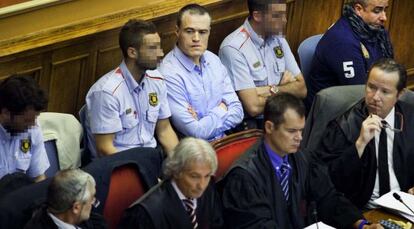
[219,102,228,111]
[408,187,414,195]
[355,114,383,157]
[363,224,384,229]
[279,71,296,85]
[188,105,198,120]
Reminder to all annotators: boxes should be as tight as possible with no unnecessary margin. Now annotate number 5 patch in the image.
[343,61,355,78]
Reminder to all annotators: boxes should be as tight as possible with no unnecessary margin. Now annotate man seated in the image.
[316,58,414,209]
[159,4,243,141]
[25,169,106,228]
[0,75,49,182]
[119,137,223,229]
[305,0,393,110]
[220,93,381,228]
[220,0,306,129]
[85,19,178,157]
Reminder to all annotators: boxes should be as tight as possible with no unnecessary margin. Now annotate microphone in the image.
[310,201,319,229]
[393,192,414,215]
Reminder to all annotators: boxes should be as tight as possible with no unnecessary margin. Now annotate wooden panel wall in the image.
[0,0,413,116]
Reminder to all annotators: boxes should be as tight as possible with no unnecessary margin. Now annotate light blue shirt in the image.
[0,124,50,179]
[85,61,170,157]
[219,19,301,91]
[159,46,243,141]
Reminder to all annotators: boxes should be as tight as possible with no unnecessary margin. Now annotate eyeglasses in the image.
[381,112,404,133]
[91,198,100,208]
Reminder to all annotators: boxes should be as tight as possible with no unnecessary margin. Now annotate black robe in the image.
[220,139,363,229]
[316,99,414,208]
[119,179,223,229]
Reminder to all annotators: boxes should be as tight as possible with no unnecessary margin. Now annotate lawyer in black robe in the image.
[316,99,414,208]
[119,179,223,229]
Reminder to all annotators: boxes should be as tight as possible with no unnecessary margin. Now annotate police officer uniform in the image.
[85,61,170,158]
[219,19,301,128]
[0,124,50,179]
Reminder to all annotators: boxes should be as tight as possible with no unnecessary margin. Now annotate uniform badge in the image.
[360,42,370,59]
[125,108,132,114]
[274,46,284,58]
[253,61,261,68]
[20,139,31,153]
[149,92,158,107]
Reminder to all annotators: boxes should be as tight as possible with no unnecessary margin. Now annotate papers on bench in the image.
[374,191,414,222]
[304,222,336,229]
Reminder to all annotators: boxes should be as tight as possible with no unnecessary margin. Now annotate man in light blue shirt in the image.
[85,19,178,157]
[0,75,49,182]
[219,0,306,129]
[159,4,243,141]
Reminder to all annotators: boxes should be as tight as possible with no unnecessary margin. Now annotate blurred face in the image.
[263,3,287,36]
[176,12,211,64]
[174,160,212,199]
[1,107,39,135]
[265,108,304,157]
[365,67,401,119]
[355,0,388,30]
[134,33,164,70]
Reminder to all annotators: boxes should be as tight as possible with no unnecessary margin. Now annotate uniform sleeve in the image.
[306,158,363,228]
[163,70,229,140]
[220,65,244,130]
[27,127,49,178]
[157,80,172,120]
[280,38,301,77]
[118,204,155,229]
[86,91,122,134]
[221,168,279,228]
[323,40,367,85]
[219,46,256,91]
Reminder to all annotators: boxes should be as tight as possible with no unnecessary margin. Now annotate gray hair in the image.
[47,169,96,214]
[163,137,218,178]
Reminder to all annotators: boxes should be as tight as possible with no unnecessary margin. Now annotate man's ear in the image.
[264,120,274,135]
[72,201,82,215]
[353,3,365,17]
[397,88,406,100]
[127,46,138,60]
[252,10,263,23]
[175,25,180,38]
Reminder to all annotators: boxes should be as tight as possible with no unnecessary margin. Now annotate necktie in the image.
[183,198,198,229]
[280,162,291,201]
[378,121,390,196]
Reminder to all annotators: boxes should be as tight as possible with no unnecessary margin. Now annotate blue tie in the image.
[280,162,291,201]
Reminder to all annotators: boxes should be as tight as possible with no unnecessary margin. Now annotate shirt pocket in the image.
[146,107,159,123]
[15,152,32,172]
[121,112,138,129]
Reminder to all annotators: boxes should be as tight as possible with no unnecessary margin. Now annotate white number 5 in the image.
[343,61,355,78]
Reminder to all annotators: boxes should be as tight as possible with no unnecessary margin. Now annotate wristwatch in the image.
[269,85,280,95]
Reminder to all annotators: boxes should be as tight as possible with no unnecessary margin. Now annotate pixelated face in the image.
[265,108,304,156]
[2,107,39,134]
[135,33,164,70]
[355,0,388,29]
[176,12,211,63]
[365,67,400,119]
[174,160,212,199]
[263,3,287,36]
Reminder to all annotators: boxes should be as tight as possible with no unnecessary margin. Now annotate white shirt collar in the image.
[48,212,78,229]
[171,180,197,209]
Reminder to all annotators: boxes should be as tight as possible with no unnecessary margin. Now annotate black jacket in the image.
[316,99,414,208]
[119,179,223,229]
[220,139,362,229]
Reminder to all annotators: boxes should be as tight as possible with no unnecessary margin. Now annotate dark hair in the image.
[176,4,210,28]
[247,0,286,16]
[119,19,158,58]
[345,0,369,7]
[0,75,47,113]
[264,93,305,128]
[368,58,407,92]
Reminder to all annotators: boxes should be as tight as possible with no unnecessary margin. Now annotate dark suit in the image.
[220,139,363,229]
[119,179,223,229]
[316,100,414,208]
